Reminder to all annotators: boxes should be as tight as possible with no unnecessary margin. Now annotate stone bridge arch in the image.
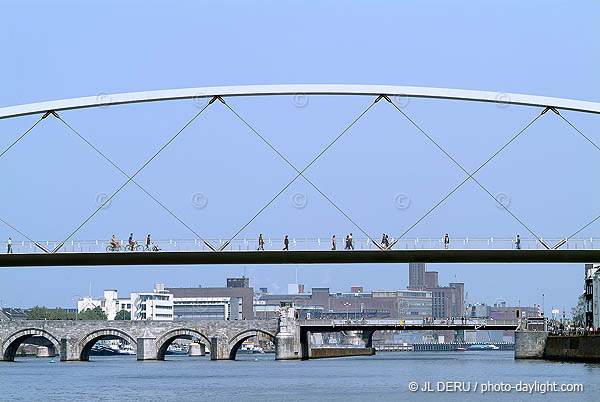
[2,328,61,361]
[228,329,276,360]
[156,328,211,360]
[78,328,137,361]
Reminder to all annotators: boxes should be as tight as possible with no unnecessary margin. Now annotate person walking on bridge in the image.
[257,234,264,251]
[381,233,389,249]
[7,237,12,254]
[283,235,289,250]
[444,233,450,249]
[515,234,521,250]
[349,233,354,250]
[331,235,336,250]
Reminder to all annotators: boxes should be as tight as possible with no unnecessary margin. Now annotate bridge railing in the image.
[1,237,598,254]
[299,318,519,327]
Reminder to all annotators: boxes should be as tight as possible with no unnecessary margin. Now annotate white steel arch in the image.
[0,84,599,119]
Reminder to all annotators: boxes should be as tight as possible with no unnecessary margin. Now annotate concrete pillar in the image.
[36,346,54,358]
[137,330,158,361]
[210,336,229,360]
[275,303,302,360]
[515,331,548,359]
[188,342,206,357]
[360,330,375,349]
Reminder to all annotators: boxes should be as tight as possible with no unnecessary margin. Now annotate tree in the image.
[571,294,585,327]
[27,306,76,320]
[114,310,131,320]
[78,306,107,320]
[27,306,50,320]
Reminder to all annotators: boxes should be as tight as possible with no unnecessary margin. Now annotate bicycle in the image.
[127,241,143,251]
[106,243,123,252]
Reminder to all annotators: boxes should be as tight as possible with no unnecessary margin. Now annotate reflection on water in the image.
[1,351,599,401]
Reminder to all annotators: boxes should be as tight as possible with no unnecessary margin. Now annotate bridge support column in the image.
[189,342,205,357]
[275,303,302,360]
[36,346,54,358]
[137,330,158,361]
[210,336,229,360]
[60,338,80,361]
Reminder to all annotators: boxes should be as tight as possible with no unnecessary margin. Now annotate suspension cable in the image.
[387,98,547,240]
[0,112,55,252]
[0,113,47,160]
[553,109,600,239]
[56,99,215,247]
[53,113,210,243]
[221,96,382,243]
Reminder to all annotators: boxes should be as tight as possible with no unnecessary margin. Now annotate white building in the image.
[77,290,131,320]
[77,284,173,321]
[130,284,174,321]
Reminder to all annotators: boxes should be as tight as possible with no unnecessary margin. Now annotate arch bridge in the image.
[0,319,277,361]
[0,84,599,266]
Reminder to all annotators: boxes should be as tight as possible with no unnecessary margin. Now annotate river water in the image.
[0,351,598,401]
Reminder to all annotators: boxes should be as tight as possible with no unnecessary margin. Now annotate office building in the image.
[408,263,426,290]
[130,284,173,321]
[77,284,172,321]
[166,278,254,321]
[255,286,432,321]
[408,263,464,318]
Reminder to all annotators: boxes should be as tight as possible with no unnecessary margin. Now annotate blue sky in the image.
[0,1,598,314]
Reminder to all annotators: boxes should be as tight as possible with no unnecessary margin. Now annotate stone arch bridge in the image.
[1,308,519,362]
[0,320,277,361]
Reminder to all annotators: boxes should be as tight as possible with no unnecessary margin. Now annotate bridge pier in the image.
[275,303,303,360]
[36,346,55,358]
[188,342,205,356]
[137,330,158,361]
[210,336,230,360]
[60,338,81,361]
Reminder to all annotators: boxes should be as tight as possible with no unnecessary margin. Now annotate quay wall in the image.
[544,335,600,362]
[309,347,375,359]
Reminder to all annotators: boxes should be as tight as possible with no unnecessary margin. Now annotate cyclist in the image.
[128,233,135,251]
[146,234,152,251]
[110,235,119,250]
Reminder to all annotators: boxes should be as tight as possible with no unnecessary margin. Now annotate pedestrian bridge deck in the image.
[1,249,598,267]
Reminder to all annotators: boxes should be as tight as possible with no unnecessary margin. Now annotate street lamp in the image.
[343,302,351,321]
[72,295,81,320]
